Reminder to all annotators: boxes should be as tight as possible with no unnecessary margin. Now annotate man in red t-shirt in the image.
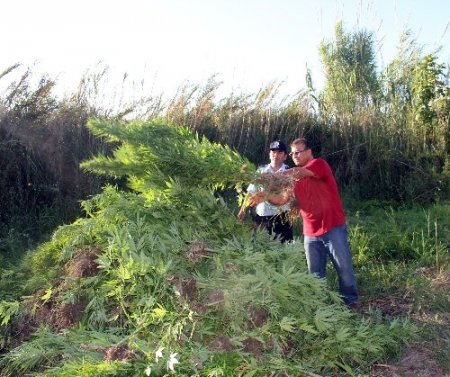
[249,138,358,307]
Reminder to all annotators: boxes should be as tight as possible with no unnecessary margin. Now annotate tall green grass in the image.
[1,22,449,262]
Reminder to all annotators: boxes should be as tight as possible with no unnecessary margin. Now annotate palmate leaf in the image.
[313,307,339,333]
[81,118,255,192]
[279,316,297,333]
[299,320,319,335]
[0,301,20,326]
[334,326,352,342]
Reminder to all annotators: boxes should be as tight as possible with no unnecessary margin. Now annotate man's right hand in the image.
[237,208,246,222]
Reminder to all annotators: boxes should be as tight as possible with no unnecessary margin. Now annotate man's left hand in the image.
[248,192,267,207]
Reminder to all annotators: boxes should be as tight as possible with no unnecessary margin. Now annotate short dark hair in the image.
[290,138,309,149]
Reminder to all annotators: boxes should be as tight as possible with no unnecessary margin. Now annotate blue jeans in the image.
[304,225,358,305]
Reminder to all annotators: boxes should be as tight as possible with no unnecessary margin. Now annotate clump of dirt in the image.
[180,277,197,301]
[167,276,198,302]
[189,301,208,315]
[12,246,100,338]
[8,312,39,348]
[8,290,86,349]
[205,290,225,308]
[207,335,266,359]
[186,240,209,264]
[52,302,86,331]
[65,246,101,278]
[242,337,263,358]
[189,356,204,369]
[104,344,136,362]
[281,338,299,357]
[108,305,124,321]
[246,306,268,329]
[359,296,413,317]
[22,289,86,333]
[287,196,300,222]
[208,335,233,352]
[371,346,446,377]
[263,336,298,357]
[23,289,52,324]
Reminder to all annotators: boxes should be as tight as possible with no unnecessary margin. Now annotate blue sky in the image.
[1,0,449,99]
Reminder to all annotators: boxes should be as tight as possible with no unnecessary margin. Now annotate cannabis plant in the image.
[0,119,415,376]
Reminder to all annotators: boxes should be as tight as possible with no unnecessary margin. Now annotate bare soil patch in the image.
[363,268,450,376]
[359,295,413,316]
[103,344,136,362]
[371,346,445,377]
[65,246,101,278]
[22,289,86,333]
[9,248,100,345]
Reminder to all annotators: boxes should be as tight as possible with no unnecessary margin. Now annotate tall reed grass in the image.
[0,32,449,257]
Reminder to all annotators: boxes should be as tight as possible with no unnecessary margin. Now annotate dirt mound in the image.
[247,306,268,329]
[65,246,101,278]
[167,276,198,302]
[9,247,100,344]
[22,289,86,333]
[242,337,263,358]
[186,240,210,264]
[208,335,233,352]
[52,302,86,331]
[103,344,136,362]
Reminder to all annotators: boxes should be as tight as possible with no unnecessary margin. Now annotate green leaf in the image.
[40,288,53,303]
[279,316,297,333]
[116,265,132,280]
[242,370,258,377]
[0,301,20,326]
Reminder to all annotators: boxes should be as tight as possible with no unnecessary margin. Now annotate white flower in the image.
[167,352,179,371]
[144,366,151,376]
[155,347,164,362]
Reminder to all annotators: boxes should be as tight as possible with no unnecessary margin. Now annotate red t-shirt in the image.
[293,158,346,236]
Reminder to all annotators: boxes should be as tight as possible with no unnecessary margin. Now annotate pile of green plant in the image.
[0,119,415,376]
